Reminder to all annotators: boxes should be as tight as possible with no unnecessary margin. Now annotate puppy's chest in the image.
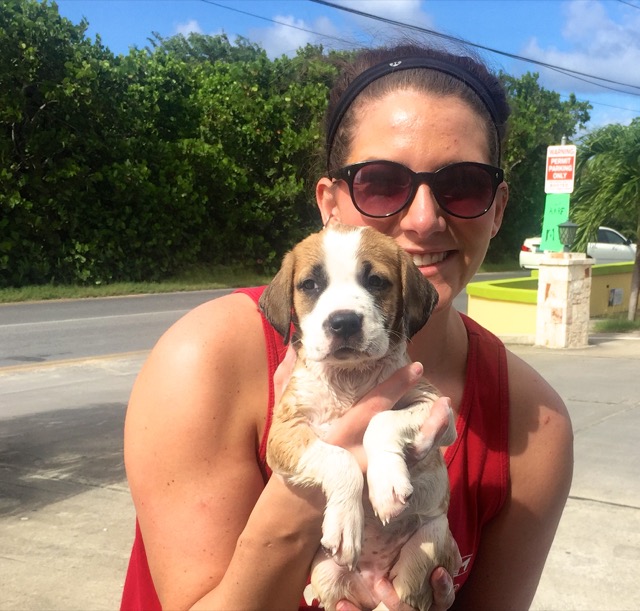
[288,360,401,435]
[289,373,372,435]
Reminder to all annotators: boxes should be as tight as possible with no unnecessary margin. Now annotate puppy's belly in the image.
[356,507,415,589]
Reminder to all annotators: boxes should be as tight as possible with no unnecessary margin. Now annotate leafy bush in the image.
[0,2,333,286]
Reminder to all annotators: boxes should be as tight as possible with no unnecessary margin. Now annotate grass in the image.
[0,258,523,304]
[4,260,639,332]
[592,313,640,334]
[0,264,274,304]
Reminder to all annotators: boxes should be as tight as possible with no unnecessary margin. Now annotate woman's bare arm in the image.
[125,293,437,610]
[124,294,325,610]
[452,350,574,610]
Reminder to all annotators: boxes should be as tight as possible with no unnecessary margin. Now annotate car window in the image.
[600,229,627,245]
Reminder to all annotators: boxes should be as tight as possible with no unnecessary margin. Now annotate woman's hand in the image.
[274,347,458,611]
[273,346,454,472]
[427,567,457,611]
[321,359,426,470]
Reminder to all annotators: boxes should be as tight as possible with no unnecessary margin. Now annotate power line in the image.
[201,0,640,113]
[199,0,354,47]
[309,0,640,98]
[615,0,640,9]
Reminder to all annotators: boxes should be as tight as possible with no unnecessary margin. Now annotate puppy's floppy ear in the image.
[259,250,296,344]
[400,251,439,338]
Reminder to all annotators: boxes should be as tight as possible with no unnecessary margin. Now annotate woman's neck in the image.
[407,306,469,409]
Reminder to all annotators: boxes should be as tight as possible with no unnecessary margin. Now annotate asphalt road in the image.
[0,272,525,370]
[0,289,233,369]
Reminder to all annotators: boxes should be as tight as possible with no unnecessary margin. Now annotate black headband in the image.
[326,56,502,169]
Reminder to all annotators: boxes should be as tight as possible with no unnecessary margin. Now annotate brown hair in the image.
[325,44,510,171]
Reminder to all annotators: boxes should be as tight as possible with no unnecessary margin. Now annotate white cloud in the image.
[344,0,431,24]
[330,0,435,43]
[248,0,435,58]
[175,19,203,37]
[249,15,317,58]
[520,0,640,96]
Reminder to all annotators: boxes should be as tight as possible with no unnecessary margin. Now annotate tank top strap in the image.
[233,287,288,479]
[461,313,510,514]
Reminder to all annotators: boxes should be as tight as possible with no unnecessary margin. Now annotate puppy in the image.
[259,224,459,611]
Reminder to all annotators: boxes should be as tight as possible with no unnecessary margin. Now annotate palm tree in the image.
[572,118,640,321]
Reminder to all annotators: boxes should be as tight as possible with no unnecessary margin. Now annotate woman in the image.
[121,43,573,611]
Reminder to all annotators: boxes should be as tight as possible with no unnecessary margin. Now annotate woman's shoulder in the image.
[505,347,573,499]
[152,291,267,370]
[126,291,271,442]
[505,348,569,428]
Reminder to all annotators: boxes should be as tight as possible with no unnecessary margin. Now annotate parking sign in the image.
[545,145,577,194]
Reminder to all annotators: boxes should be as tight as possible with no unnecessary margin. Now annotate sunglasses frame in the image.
[331,160,504,219]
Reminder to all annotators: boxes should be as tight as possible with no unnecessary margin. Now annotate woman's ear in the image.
[491,182,509,238]
[316,177,340,226]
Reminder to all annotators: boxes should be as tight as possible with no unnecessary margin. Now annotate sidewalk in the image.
[516,334,640,610]
[1,334,639,610]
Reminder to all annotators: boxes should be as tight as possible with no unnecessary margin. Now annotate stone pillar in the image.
[535,252,594,349]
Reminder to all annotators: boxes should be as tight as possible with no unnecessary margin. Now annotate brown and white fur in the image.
[259,224,459,611]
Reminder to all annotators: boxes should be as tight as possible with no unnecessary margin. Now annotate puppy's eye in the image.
[300,278,318,291]
[367,274,387,290]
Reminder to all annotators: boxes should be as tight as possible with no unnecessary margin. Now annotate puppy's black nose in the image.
[327,310,363,339]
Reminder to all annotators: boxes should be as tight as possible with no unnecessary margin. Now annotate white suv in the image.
[519,226,637,269]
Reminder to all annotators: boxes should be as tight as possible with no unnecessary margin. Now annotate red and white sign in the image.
[545,144,577,194]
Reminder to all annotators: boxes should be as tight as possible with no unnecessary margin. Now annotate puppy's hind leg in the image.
[310,549,377,611]
[388,515,460,611]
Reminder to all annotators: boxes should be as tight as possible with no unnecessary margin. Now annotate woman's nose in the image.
[399,183,446,235]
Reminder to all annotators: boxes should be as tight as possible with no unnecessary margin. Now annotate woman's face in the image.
[316,89,508,311]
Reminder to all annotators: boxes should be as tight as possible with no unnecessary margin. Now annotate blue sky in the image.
[54,0,640,130]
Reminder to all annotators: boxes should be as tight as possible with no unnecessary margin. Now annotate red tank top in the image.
[121,286,509,609]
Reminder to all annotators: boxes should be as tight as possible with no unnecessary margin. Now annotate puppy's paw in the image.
[321,503,364,569]
[367,457,413,524]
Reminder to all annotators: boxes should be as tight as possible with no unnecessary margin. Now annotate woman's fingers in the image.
[372,579,416,611]
[428,567,456,611]
[273,345,296,403]
[408,397,456,464]
[325,361,424,447]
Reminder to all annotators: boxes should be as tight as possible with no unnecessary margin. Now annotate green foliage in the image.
[487,72,591,261]
[191,46,329,268]
[572,119,640,245]
[0,1,599,286]
[571,119,640,320]
[0,2,334,287]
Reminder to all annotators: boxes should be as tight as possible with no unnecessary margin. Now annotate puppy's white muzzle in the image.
[301,283,390,363]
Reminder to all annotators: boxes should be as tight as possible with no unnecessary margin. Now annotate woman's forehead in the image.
[348,90,492,166]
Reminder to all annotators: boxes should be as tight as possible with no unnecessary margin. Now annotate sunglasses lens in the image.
[433,164,495,218]
[352,163,412,216]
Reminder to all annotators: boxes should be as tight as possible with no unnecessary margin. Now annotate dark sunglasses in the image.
[330,160,504,219]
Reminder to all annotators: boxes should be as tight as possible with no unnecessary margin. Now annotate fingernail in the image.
[436,568,452,591]
[410,362,424,377]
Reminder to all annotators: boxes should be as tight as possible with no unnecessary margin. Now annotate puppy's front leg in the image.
[363,389,455,524]
[268,414,364,569]
[363,405,425,524]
